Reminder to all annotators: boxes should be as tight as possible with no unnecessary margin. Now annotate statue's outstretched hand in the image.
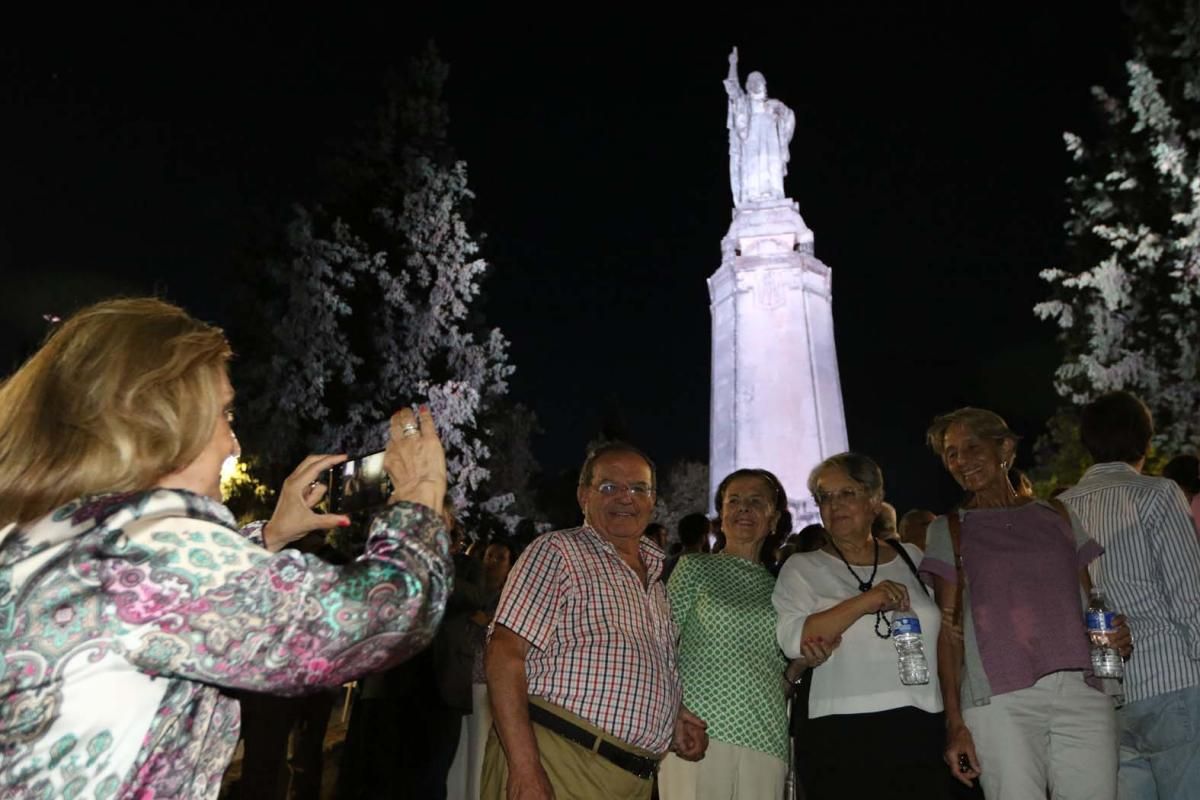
[728,46,738,65]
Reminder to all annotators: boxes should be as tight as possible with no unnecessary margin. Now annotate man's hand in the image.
[506,763,555,800]
[1110,614,1134,660]
[669,706,708,761]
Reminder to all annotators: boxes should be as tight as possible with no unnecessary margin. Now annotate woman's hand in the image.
[263,454,351,552]
[796,635,841,672]
[867,579,910,613]
[385,406,447,515]
[1110,613,1134,660]
[944,720,981,787]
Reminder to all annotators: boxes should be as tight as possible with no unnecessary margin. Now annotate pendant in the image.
[858,581,872,593]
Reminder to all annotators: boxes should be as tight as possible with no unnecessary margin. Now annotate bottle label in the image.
[1087,610,1116,632]
[891,615,921,636]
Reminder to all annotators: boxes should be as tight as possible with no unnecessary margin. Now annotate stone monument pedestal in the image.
[708,203,848,527]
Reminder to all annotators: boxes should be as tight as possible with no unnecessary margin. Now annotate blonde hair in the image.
[926,407,1021,462]
[0,298,231,525]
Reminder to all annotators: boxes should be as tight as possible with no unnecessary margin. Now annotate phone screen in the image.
[329,451,391,515]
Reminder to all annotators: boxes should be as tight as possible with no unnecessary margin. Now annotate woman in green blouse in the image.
[659,468,796,800]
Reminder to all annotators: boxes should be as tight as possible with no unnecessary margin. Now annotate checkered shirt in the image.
[491,525,682,753]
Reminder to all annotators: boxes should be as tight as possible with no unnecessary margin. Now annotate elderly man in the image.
[1058,392,1200,799]
[482,442,707,799]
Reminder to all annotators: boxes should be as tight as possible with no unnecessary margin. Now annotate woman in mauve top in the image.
[921,407,1131,800]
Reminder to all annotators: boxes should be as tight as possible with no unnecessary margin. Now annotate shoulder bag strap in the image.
[946,511,965,629]
[882,537,931,598]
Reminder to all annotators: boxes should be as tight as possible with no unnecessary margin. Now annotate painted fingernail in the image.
[339,519,351,527]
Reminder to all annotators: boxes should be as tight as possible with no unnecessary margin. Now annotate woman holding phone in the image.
[0,297,452,799]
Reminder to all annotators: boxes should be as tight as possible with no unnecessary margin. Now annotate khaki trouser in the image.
[480,697,656,800]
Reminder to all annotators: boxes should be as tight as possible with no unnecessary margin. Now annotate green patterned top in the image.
[667,553,788,762]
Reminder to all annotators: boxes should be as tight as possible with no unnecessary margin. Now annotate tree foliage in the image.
[235,43,513,518]
[1035,4,1200,455]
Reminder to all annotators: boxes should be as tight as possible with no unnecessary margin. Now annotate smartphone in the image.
[328,451,392,515]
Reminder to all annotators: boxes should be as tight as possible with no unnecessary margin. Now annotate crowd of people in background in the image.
[3,298,1200,800]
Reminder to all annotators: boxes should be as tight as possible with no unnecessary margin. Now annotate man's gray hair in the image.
[578,441,657,490]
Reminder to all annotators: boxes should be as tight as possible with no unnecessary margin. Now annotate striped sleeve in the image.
[1062,504,1104,567]
[491,534,569,651]
[1148,483,1200,661]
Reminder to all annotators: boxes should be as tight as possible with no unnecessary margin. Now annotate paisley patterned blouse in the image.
[0,489,451,799]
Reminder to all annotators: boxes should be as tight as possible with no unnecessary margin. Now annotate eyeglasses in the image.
[813,486,865,507]
[592,481,655,499]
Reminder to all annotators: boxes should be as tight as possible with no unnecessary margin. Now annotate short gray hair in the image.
[807,452,884,500]
[578,441,657,490]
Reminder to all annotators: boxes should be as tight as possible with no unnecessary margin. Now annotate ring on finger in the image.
[400,422,420,438]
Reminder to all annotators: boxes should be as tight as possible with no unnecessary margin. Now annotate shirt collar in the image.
[582,524,664,576]
[1082,461,1140,477]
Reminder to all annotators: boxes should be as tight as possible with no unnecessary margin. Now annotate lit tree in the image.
[1035,4,1200,456]
[238,44,513,518]
[479,402,542,528]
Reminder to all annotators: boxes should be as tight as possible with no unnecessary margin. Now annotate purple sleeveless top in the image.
[922,502,1103,697]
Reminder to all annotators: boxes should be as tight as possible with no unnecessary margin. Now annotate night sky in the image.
[0,5,1133,515]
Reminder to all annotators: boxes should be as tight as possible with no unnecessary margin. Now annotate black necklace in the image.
[826,537,891,639]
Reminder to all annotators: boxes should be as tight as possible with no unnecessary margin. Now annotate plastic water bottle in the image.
[891,604,929,685]
[1087,588,1124,679]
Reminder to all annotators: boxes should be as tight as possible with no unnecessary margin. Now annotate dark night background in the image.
[0,5,1133,515]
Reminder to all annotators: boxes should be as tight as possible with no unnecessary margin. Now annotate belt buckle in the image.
[617,747,656,779]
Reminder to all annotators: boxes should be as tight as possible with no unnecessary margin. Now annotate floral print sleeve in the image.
[238,519,268,548]
[0,489,451,799]
[101,494,452,693]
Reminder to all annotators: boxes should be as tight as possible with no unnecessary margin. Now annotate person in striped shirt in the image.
[1059,391,1200,800]
[482,442,708,800]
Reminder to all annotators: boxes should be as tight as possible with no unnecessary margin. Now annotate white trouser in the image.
[445,684,491,799]
[658,738,787,800]
[963,670,1118,800]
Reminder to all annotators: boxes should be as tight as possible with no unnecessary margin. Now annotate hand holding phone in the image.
[264,454,353,551]
[328,451,392,515]
[383,406,446,515]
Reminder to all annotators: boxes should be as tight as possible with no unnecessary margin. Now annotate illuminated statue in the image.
[723,47,796,206]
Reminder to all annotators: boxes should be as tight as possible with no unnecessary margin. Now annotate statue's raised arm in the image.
[724,54,794,206]
[724,47,742,101]
[725,47,746,205]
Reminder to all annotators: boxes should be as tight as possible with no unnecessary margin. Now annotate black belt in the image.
[527,702,659,780]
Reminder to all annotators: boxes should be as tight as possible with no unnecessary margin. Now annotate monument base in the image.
[709,202,848,529]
